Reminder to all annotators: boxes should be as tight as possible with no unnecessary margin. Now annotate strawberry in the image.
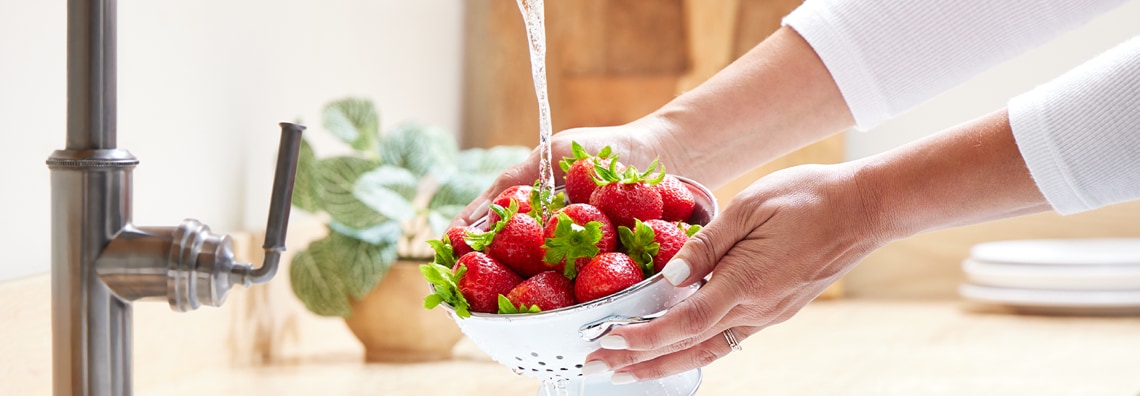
[444,225,477,258]
[467,201,550,278]
[574,252,645,303]
[488,184,533,224]
[421,251,521,317]
[499,271,577,313]
[589,159,665,229]
[541,204,616,279]
[560,142,620,204]
[620,219,694,276]
[657,175,696,222]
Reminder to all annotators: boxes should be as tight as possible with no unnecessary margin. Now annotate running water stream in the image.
[516,0,556,220]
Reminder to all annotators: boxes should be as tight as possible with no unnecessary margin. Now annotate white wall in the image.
[848,1,1140,159]
[0,0,465,281]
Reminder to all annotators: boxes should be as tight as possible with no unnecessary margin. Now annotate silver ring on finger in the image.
[723,328,743,352]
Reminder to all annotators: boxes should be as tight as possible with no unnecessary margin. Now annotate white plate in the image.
[962,259,1140,290]
[959,284,1140,308]
[969,238,1140,266]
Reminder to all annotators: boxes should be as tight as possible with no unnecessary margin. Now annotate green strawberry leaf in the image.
[679,222,703,237]
[497,294,541,314]
[541,213,602,279]
[427,238,458,269]
[527,179,566,223]
[465,201,518,251]
[619,220,660,276]
[421,262,471,318]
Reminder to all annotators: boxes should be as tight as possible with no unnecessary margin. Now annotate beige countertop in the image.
[139,299,1140,396]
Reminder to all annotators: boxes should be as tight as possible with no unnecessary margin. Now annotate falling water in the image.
[516,0,556,219]
[540,378,571,396]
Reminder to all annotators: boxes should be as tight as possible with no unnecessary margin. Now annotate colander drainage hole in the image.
[574,364,583,368]
[556,355,564,360]
[531,352,538,357]
[538,361,546,366]
[515,356,522,361]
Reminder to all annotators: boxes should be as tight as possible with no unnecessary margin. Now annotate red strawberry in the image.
[656,175,695,222]
[500,271,577,313]
[421,251,522,316]
[468,201,550,278]
[589,160,665,229]
[560,142,621,204]
[541,204,616,279]
[620,219,693,275]
[488,184,533,224]
[445,225,477,257]
[574,252,645,303]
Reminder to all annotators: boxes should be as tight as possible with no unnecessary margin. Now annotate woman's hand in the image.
[581,163,888,384]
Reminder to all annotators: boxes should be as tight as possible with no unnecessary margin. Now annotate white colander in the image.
[435,177,717,394]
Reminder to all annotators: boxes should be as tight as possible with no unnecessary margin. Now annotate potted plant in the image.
[289,97,528,362]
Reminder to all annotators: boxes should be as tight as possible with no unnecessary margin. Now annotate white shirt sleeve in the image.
[783,0,1127,130]
[784,0,1140,214]
[1009,37,1140,214]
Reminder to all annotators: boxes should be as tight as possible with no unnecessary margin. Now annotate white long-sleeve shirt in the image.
[783,0,1140,214]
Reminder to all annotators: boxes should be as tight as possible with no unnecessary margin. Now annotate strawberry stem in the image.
[541,212,603,279]
[618,219,660,277]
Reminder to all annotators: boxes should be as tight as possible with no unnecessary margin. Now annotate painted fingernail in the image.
[466,199,491,222]
[611,372,637,385]
[662,259,690,286]
[580,360,609,376]
[599,335,628,349]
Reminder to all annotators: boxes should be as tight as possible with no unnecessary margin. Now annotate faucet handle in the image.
[236,122,305,286]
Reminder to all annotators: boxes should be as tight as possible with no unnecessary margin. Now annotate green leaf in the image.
[378,123,459,179]
[430,173,495,211]
[680,222,702,237]
[426,209,460,238]
[497,294,541,314]
[528,179,566,223]
[323,98,380,152]
[457,146,531,176]
[328,220,402,246]
[309,231,394,301]
[618,220,660,276]
[541,213,602,279]
[421,263,471,318]
[466,201,517,251]
[314,156,388,229]
[353,165,418,222]
[291,138,323,213]
[427,238,458,268]
[289,243,352,317]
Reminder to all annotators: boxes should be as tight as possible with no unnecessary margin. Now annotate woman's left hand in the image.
[582,162,889,384]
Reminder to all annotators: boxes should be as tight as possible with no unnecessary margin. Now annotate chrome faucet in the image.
[47,0,304,394]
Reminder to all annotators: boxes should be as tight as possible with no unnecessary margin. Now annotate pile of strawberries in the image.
[422,142,703,318]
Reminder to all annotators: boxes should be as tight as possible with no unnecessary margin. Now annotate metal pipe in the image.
[251,123,305,284]
[51,1,303,393]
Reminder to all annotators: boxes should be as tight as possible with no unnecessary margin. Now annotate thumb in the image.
[660,211,743,287]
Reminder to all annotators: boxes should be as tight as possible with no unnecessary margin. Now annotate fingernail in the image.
[662,259,690,286]
[580,360,609,376]
[611,372,637,385]
[599,335,628,349]
[467,199,491,222]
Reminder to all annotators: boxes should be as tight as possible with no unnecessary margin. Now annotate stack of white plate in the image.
[958,238,1140,314]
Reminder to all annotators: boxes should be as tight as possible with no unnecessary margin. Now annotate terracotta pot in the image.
[344,260,464,362]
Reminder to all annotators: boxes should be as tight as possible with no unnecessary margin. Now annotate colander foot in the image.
[533,368,701,396]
